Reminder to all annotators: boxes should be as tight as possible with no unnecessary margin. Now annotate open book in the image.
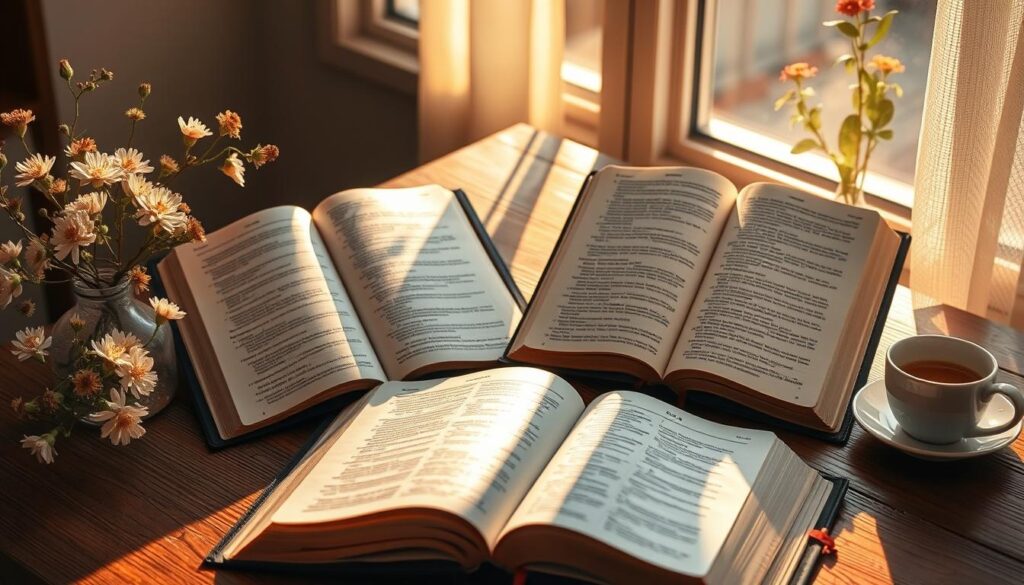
[157,185,523,444]
[505,165,907,437]
[210,367,844,585]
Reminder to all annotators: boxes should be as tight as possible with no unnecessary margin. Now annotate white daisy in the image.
[115,346,157,398]
[10,326,51,361]
[178,116,212,147]
[122,173,153,200]
[64,191,108,215]
[14,153,55,187]
[0,240,22,264]
[113,147,154,175]
[220,153,245,187]
[149,297,186,324]
[0,267,23,308]
[90,329,141,366]
[50,210,96,264]
[134,186,186,233]
[20,434,56,464]
[90,388,149,446]
[24,238,50,279]
[69,151,124,188]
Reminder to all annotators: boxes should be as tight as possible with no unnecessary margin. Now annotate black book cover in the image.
[502,171,910,444]
[150,187,525,449]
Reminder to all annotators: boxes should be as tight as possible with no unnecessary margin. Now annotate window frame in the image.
[604,0,912,230]
[316,0,420,94]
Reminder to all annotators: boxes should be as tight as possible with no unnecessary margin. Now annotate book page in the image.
[514,166,736,375]
[312,186,521,380]
[499,391,774,577]
[667,184,880,406]
[172,206,386,425]
[272,367,584,549]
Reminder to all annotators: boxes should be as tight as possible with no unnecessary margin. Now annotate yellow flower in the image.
[20,434,56,464]
[871,55,905,75]
[186,216,206,242]
[220,153,245,187]
[89,388,149,445]
[64,192,108,215]
[125,107,146,121]
[113,147,154,175]
[10,326,51,362]
[50,210,97,264]
[177,116,212,147]
[779,62,818,82]
[0,240,22,264]
[216,110,242,139]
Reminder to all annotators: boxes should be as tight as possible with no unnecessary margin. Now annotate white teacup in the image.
[885,335,1024,444]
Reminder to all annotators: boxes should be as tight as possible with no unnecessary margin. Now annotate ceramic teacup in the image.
[885,335,1024,444]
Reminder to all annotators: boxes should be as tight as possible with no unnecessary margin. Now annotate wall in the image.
[0,0,418,337]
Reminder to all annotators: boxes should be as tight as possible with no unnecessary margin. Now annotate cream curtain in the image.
[911,0,1024,326]
[418,0,564,162]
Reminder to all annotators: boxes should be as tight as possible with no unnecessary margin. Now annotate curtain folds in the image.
[911,0,1024,326]
[418,0,564,163]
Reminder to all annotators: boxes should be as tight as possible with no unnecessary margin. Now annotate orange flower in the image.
[779,62,818,82]
[216,110,243,139]
[836,0,873,16]
[871,54,905,74]
[0,109,35,137]
[250,144,280,168]
[72,369,102,397]
[65,137,98,158]
[128,265,151,295]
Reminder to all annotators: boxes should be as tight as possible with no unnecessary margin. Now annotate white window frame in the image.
[316,0,419,94]
[598,0,912,230]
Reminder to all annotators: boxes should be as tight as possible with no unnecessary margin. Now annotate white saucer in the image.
[852,379,1023,461]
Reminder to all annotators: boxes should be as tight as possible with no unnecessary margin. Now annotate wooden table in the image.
[2,124,1023,584]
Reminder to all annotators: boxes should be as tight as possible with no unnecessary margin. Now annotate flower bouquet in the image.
[775,0,905,205]
[2,60,279,463]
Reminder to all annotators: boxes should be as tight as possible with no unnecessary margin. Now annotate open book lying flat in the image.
[505,165,908,440]
[208,367,846,585]
[157,185,524,446]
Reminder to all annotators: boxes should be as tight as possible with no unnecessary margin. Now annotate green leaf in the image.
[773,90,795,111]
[839,114,861,163]
[790,114,805,128]
[876,99,894,127]
[791,139,818,154]
[836,21,860,38]
[867,10,897,49]
[822,19,846,27]
[876,129,894,140]
[835,53,854,67]
[890,83,904,98]
[809,107,822,131]
[800,87,816,98]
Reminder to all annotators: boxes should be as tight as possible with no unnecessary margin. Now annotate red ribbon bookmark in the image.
[513,568,529,585]
[808,528,837,555]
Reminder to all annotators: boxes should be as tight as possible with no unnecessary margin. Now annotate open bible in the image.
[156,185,523,445]
[208,367,846,585]
[505,166,908,439]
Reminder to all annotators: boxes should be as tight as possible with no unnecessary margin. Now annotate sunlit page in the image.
[516,166,736,374]
[313,186,522,380]
[500,391,774,577]
[173,206,386,425]
[273,367,584,547]
[668,183,879,406]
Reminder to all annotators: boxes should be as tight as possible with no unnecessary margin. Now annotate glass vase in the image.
[835,182,863,206]
[50,274,177,420]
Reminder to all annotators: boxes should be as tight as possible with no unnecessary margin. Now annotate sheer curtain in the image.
[417,0,564,163]
[911,0,1024,326]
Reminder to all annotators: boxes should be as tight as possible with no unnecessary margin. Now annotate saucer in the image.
[852,379,1023,461]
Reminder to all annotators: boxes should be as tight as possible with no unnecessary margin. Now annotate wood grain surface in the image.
[1,124,1021,584]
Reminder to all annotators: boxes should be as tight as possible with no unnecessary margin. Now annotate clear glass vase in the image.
[50,274,177,420]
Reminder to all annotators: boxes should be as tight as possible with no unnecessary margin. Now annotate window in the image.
[317,0,420,94]
[689,0,936,208]
[561,0,604,146]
